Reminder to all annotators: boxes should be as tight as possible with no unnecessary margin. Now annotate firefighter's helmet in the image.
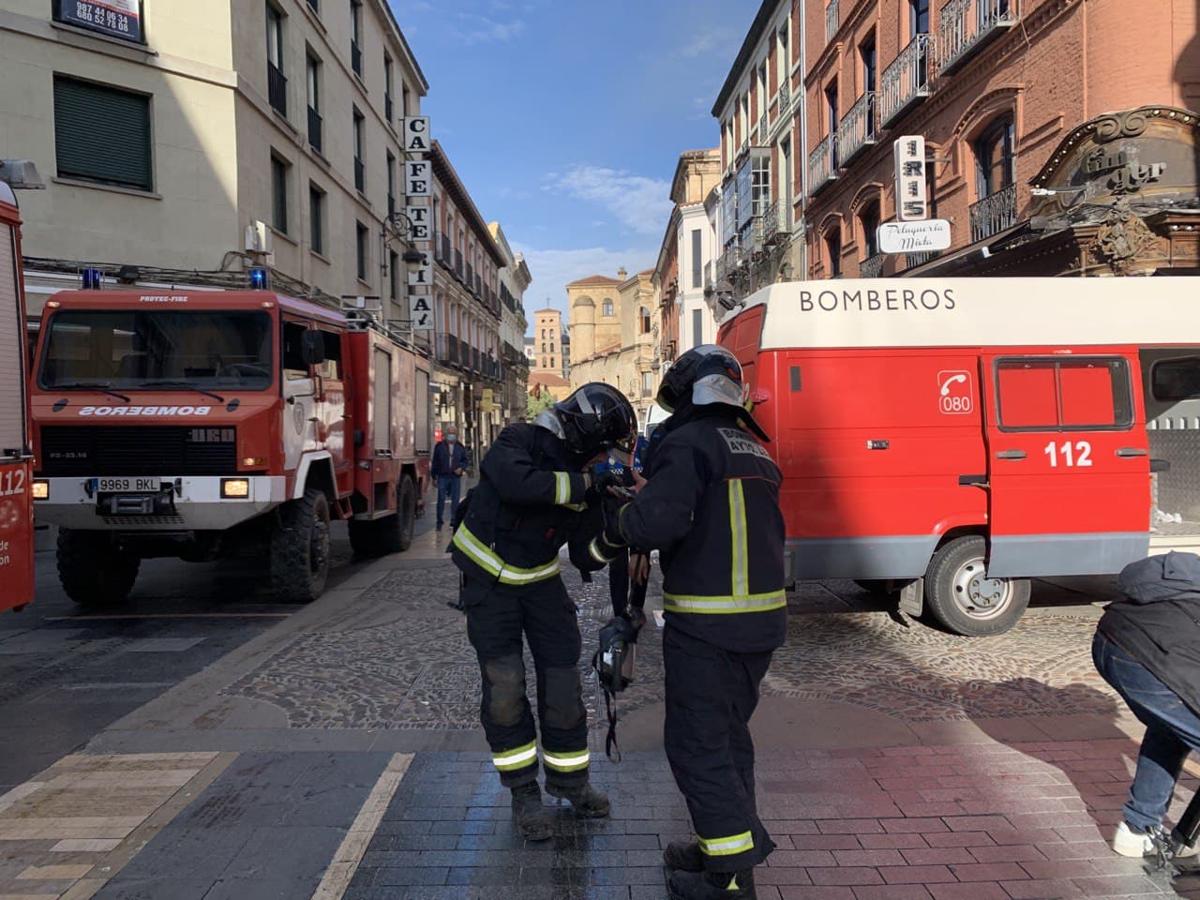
[657,344,770,442]
[535,382,637,462]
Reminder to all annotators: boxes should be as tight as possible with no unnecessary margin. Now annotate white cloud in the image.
[547,166,672,237]
[512,244,659,331]
[676,27,736,59]
[451,12,526,45]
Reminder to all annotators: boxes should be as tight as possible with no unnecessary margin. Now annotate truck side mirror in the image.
[301,331,327,367]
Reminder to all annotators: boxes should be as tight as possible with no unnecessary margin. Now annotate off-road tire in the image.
[924,535,1030,636]
[347,475,417,558]
[57,529,140,608]
[270,488,330,604]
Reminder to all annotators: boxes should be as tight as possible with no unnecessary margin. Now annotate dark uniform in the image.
[618,405,787,877]
[451,421,607,791]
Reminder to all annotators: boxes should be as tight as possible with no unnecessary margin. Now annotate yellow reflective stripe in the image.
[729,479,749,597]
[699,830,754,857]
[453,524,560,585]
[589,538,612,565]
[554,471,571,505]
[493,740,538,772]
[542,749,590,772]
[663,591,787,615]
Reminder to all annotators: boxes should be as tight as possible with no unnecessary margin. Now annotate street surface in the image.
[2,522,1199,899]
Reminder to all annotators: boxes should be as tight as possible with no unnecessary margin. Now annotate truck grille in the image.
[39,426,237,476]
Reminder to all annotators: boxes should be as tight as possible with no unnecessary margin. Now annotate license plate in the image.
[96,477,162,493]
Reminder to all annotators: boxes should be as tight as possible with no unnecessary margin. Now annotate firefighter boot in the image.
[663,839,704,871]
[510,783,553,842]
[545,781,611,818]
[667,868,756,900]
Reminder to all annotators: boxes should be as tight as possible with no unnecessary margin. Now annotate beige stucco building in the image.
[567,269,657,426]
[528,307,569,402]
[0,0,426,322]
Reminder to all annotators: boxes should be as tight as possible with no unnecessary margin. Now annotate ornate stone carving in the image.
[1089,202,1159,274]
[1094,108,1150,144]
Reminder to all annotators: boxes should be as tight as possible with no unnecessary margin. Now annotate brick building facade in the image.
[804,0,1200,279]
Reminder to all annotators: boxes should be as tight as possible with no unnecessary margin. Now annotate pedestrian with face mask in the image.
[432,424,470,531]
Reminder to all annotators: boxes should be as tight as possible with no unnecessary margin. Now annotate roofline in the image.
[371,0,429,94]
[713,0,778,118]
[431,141,506,268]
[670,148,721,201]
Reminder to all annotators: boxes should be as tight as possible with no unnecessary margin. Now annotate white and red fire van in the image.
[719,277,1200,636]
[0,181,34,613]
[29,288,432,606]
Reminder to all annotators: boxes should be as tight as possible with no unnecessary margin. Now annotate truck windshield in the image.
[38,311,273,391]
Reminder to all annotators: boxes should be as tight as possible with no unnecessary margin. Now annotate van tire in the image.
[347,475,417,557]
[57,529,140,607]
[924,535,1030,636]
[270,489,330,604]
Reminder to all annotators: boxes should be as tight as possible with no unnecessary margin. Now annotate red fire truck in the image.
[0,181,34,613]
[29,288,431,606]
[720,277,1200,636]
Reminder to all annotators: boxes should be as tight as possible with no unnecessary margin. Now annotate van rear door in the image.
[981,350,1149,577]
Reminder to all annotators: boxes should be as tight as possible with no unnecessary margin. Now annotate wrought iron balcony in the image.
[837,92,877,164]
[267,63,287,116]
[436,334,459,365]
[454,249,464,279]
[880,33,934,126]
[758,113,768,143]
[466,262,475,292]
[859,253,886,279]
[351,40,363,76]
[307,106,322,154]
[714,252,727,284]
[939,0,1019,74]
[905,249,940,269]
[970,183,1017,242]
[762,200,787,246]
[825,0,839,42]
[808,133,839,195]
[353,158,364,193]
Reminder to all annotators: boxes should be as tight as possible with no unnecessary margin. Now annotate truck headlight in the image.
[32,480,49,501]
[221,478,250,499]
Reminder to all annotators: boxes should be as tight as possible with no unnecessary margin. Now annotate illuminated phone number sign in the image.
[58,0,143,43]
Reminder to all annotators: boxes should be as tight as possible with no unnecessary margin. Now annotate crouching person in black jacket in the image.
[1094,551,1200,859]
[451,383,636,842]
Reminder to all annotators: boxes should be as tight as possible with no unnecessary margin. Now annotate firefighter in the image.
[451,382,637,841]
[600,345,787,899]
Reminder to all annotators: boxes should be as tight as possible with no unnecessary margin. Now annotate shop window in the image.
[997,357,1131,431]
[975,116,1015,199]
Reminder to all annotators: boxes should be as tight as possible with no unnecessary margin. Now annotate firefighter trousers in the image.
[663,624,776,873]
[462,575,590,790]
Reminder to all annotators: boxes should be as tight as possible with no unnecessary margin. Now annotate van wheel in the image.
[347,476,417,557]
[270,488,330,604]
[57,529,139,607]
[924,535,1030,636]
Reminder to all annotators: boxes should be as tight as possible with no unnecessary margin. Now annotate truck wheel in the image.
[347,475,417,558]
[57,529,139,608]
[270,488,330,604]
[924,535,1030,636]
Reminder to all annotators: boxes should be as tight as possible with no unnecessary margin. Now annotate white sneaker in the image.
[1112,821,1199,858]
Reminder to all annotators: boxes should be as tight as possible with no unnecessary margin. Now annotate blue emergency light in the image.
[248,267,270,290]
[80,268,103,290]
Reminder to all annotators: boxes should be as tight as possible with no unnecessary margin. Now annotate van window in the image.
[1152,358,1200,402]
[317,329,342,380]
[282,322,309,379]
[996,357,1132,431]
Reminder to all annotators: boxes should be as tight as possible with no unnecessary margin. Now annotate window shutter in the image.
[54,78,152,191]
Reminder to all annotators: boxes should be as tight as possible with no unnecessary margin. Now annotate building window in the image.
[356,221,369,282]
[53,77,152,192]
[386,150,396,216]
[859,201,880,258]
[642,371,654,397]
[639,307,651,335]
[307,0,319,12]
[602,299,614,317]
[309,183,325,255]
[402,84,412,118]
[350,0,363,76]
[352,108,365,192]
[389,250,400,300]
[266,3,287,116]
[384,53,394,122]
[975,116,1015,198]
[825,228,842,277]
[270,153,290,234]
[910,0,930,35]
[693,309,703,349]
[691,229,703,289]
[861,36,877,94]
[777,24,790,87]
[305,51,322,153]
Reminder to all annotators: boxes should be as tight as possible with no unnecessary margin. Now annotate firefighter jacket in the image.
[451,422,606,587]
[618,408,787,653]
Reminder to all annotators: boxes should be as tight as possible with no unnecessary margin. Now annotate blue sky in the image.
[389,1,756,327]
